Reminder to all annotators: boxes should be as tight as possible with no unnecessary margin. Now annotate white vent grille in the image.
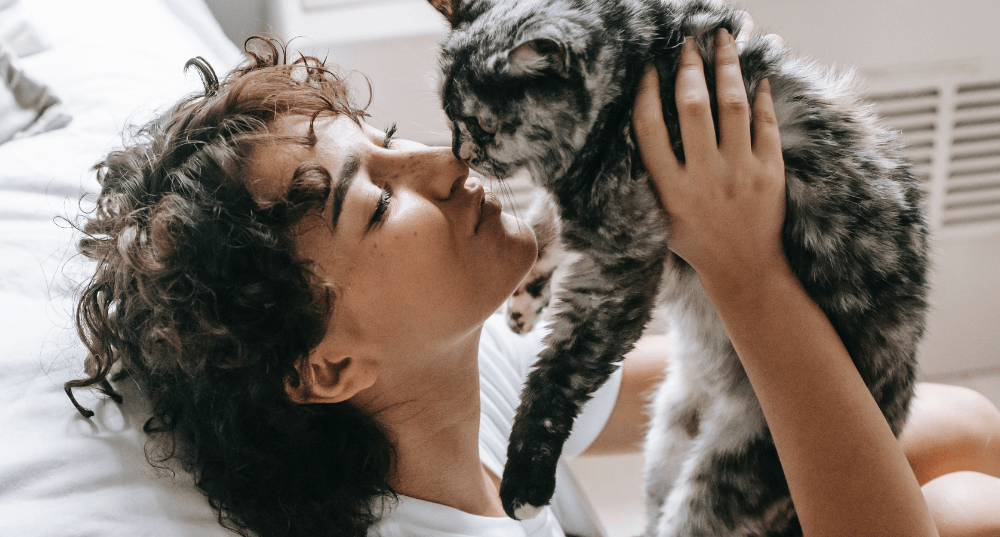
[947,82,1000,228]
[869,78,1000,233]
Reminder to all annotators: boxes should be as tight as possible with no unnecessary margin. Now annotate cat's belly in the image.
[657,260,768,443]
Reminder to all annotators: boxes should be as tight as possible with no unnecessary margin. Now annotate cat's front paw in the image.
[506,270,553,334]
[499,436,560,520]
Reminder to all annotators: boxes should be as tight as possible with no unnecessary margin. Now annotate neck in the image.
[354,328,505,517]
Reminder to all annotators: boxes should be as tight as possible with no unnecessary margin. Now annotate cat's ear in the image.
[508,37,569,77]
[427,0,460,25]
[284,354,378,405]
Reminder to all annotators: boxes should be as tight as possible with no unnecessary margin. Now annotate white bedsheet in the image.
[0,1,239,534]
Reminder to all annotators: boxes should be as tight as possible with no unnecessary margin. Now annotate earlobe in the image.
[285,355,378,404]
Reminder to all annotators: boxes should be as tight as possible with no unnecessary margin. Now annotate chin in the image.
[500,213,539,286]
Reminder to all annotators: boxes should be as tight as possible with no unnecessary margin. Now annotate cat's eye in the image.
[478,116,499,134]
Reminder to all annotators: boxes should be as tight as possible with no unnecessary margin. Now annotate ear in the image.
[508,37,568,77]
[427,0,460,26]
[285,354,378,404]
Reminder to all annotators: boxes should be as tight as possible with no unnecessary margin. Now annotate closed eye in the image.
[365,123,396,232]
[367,183,393,230]
[383,123,397,149]
[364,123,396,232]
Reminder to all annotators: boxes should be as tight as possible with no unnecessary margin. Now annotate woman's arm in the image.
[630,29,938,537]
[584,334,669,455]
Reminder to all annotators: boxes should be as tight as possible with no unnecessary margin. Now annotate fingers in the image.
[714,29,752,154]
[632,65,680,180]
[751,78,782,162]
[674,36,717,160]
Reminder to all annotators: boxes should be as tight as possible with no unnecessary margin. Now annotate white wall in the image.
[729,0,1000,81]
[202,0,267,46]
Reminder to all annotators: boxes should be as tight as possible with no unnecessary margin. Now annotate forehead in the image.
[244,114,372,202]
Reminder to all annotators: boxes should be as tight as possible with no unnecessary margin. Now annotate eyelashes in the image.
[363,123,398,232]
[383,123,397,149]
[368,183,393,229]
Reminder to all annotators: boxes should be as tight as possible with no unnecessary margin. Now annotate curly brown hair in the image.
[65,39,396,537]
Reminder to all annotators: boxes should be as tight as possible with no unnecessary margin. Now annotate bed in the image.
[0,1,248,533]
[0,1,605,535]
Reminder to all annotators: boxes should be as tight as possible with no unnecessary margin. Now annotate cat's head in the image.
[427,0,610,184]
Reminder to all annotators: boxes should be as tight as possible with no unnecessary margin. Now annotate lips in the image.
[475,189,502,233]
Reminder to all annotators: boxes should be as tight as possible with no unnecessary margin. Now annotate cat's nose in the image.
[458,140,477,161]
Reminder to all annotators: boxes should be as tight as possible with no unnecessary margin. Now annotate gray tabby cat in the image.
[426,0,929,534]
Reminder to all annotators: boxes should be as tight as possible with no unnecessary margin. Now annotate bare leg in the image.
[923,472,1000,537]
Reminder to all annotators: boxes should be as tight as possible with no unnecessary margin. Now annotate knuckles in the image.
[717,96,749,115]
[677,95,711,117]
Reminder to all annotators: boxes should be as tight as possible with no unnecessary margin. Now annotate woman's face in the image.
[247,114,537,362]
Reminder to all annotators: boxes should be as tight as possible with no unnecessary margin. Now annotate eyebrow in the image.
[330,151,360,228]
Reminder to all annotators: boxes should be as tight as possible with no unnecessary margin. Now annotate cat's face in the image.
[430,0,603,184]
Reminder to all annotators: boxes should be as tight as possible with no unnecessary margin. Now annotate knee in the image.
[923,471,1000,537]
[944,385,1000,456]
[960,387,1000,473]
[903,383,1000,483]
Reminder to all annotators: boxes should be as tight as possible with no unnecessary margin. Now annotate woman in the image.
[65,32,1000,537]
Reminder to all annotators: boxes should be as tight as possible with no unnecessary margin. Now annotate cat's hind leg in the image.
[643,349,704,537]
[654,387,799,537]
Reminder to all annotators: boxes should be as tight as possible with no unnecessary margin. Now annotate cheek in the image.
[362,211,472,324]
[501,213,539,283]
[472,212,539,302]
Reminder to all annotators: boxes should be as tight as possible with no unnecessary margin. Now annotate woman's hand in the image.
[632,27,787,291]
[632,24,940,537]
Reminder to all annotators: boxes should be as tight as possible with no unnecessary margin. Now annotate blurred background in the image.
[201,1,999,535]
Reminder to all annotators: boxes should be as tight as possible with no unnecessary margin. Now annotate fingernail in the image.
[716,28,730,43]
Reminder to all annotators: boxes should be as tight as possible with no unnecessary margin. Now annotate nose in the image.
[378,145,470,201]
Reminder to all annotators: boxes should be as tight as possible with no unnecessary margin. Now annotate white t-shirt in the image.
[369,313,623,537]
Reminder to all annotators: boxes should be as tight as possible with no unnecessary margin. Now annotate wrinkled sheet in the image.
[0,1,239,534]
